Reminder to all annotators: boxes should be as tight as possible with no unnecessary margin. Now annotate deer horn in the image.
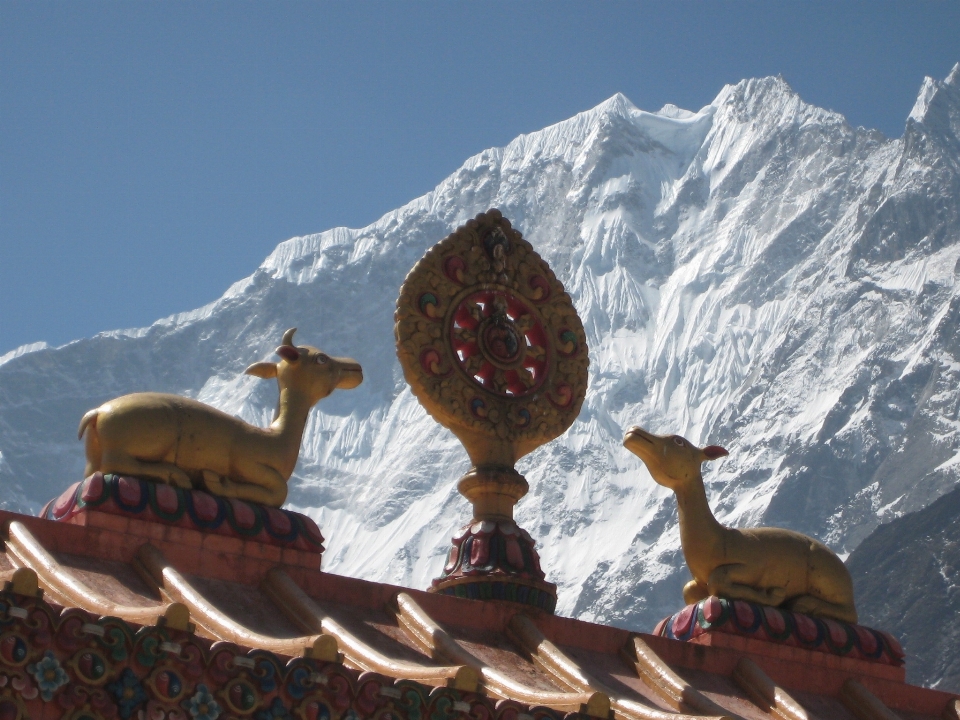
[281,328,297,347]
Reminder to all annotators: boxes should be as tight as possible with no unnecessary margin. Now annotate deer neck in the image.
[267,388,314,473]
[673,474,728,581]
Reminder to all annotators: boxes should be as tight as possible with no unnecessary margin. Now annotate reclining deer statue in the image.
[624,425,858,623]
[78,328,362,508]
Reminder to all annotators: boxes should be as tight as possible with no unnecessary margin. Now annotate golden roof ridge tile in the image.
[623,635,738,719]
[4,519,190,630]
[135,543,339,662]
[731,657,816,720]
[508,613,723,720]
[839,679,902,720]
[395,592,610,718]
[262,567,479,691]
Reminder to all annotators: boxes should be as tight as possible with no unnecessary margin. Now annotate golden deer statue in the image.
[78,328,362,508]
[624,425,858,623]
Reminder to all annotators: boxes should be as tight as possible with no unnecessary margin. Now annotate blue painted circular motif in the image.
[153,670,183,699]
[0,635,27,665]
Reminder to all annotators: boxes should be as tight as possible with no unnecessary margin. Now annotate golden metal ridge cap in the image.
[4,520,189,630]
[839,679,901,720]
[943,698,960,720]
[134,543,339,662]
[508,614,719,720]
[261,568,478,692]
[394,592,610,718]
[623,635,735,719]
[732,657,813,720]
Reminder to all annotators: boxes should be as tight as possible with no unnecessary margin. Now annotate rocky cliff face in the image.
[2,64,959,685]
[849,484,960,691]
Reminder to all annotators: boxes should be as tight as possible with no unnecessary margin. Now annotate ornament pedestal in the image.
[41,473,325,571]
[431,467,556,613]
[654,596,905,679]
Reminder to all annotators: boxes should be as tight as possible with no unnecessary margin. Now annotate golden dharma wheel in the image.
[395,209,588,469]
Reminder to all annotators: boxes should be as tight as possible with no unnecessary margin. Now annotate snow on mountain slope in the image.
[2,66,959,651]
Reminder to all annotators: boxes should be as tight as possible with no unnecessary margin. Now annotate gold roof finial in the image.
[395,209,588,611]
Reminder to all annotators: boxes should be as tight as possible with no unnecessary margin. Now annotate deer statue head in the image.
[623,426,728,491]
[245,328,363,404]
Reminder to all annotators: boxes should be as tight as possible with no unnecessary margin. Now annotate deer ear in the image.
[245,362,278,379]
[703,445,729,460]
[275,345,300,362]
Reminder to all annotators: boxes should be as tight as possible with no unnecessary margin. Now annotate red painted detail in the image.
[229,499,257,529]
[302,701,326,720]
[444,544,459,573]
[794,612,820,643]
[155,484,179,515]
[470,534,490,567]
[527,274,550,301]
[703,596,724,623]
[881,631,905,660]
[266,507,292,535]
[734,600,755,627]
[302,516,325,545]
[856,625,879,655]
[454,303,480,331]
[824,618,848,646]
[276,345,299,362]
[549,384,573,408]
[80,473,105,503]
[444,256,467,284]
[763,605,786,634]
[673,603,696,637]
[505,535,524,569]
[191,491,220,523]
[117,476,143,506]
[476,361,496,388]
[52,483,79,519]
[504,370,528,396]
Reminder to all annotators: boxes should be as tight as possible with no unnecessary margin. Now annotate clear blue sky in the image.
[2,2,958,356]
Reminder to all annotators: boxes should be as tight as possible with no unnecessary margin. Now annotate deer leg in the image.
[784,595,858,624]
[708,565,787,606]
[83,427,102,478]
[99,452,193,489]
[200,470,281,507]
[226,459,288,507]
[201,470,233,497]
[803,546,859,623]
[683,579,710,604]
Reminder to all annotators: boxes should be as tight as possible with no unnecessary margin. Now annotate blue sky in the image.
[2,2,958,356]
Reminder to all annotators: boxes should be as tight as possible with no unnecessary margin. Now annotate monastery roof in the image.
[1,503,956,720]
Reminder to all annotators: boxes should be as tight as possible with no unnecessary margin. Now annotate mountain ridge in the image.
[2,68,959,687]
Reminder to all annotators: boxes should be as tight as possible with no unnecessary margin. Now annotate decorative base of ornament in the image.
[654,596,904,668]
[430,518,557,613]
[434,577,557,613]
[40,473,325,558]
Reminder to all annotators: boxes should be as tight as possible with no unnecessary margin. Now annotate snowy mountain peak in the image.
[907,67,960,144]
[1,71,959,659]
[909,76,941,124]
[592,91,638,118]
[946,61,960,87]
[656,104,696,120]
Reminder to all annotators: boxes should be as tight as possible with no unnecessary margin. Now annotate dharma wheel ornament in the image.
[395,209,588,612]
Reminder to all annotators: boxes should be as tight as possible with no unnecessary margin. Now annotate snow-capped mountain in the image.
[2,65,959,677]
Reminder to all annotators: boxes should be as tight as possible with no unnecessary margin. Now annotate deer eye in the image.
[673,437,684,446]
[315,354,329,364]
